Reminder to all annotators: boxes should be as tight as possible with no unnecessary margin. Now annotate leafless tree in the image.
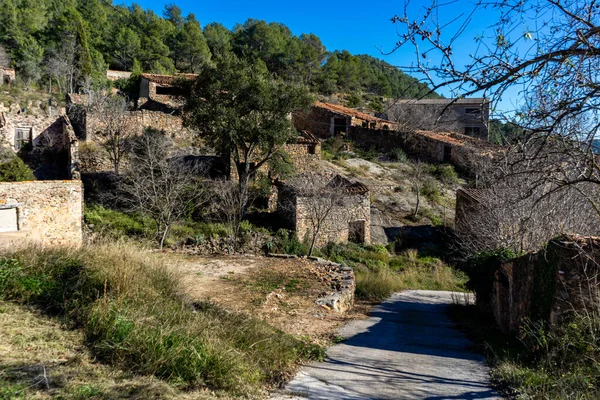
[121,129,207,249]
[46,38,80,94]
[280,174,370,256]
[389,0,600,215]
[208,180,247,252]
[86,94,135,175]
[388,101,465,133]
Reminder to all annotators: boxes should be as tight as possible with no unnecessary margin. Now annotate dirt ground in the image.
[167,253,370,345]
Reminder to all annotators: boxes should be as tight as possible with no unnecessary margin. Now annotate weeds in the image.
[0,244,323,394]
[319,243,467,301]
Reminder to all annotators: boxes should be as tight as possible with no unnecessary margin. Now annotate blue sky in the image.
[120,0,522,113]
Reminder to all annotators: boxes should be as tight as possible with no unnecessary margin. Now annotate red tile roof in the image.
[141,73,198,85]
[314,101,392,123]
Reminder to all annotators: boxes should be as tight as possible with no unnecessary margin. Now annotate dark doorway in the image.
[443,145,452,163]
[349,220,366,244]
[333,117,347,136]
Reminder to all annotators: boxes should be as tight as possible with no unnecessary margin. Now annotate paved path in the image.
[274,290,502,400]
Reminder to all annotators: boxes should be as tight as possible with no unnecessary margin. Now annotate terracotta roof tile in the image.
[314,101,393,123]
[140,73,198,85]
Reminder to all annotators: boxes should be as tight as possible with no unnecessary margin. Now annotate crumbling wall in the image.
[492,236,600,332]
[0,180,83,248]
[295,192,371,246]
[282,142,321,172]
[0,68,15,85]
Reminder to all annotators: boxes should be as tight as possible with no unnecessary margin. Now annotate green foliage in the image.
[270,229,308,256]
[0,155,35,182]
[388,148,407,162]
[318,243,466,300]
[84,204,155,239]
[464,249,517,312]
[433,164,459,185]
[0,244,323,394]
[452,303,600,399]
[0,3,438,97]
[346,93,362,108]
[183,57,313,184]
[420,179,441,202]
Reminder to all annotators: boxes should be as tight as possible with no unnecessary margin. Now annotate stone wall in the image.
[0,181,83,248]
[0,104,66,152]
[106,70,132,81]
[0,68,15,85]
[492,235,600,332]
[293,192,371,246]
[282,141,321,173]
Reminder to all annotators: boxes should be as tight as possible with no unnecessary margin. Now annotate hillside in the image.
[0,1,437,100]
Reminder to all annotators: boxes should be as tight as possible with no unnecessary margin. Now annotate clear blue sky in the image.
[121,0,521,114]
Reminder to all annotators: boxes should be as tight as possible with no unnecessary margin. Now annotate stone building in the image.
[0,102,78,179]
[138,73,197,111]
[0,180,83,248]
[0,68,15,86]
[293,101,398,139]
[403,130,501,173]
[390,98,490,140]
[277,174,371,246]
[455,186,600,254]
[492,235,600,332]
[106,70,132,81]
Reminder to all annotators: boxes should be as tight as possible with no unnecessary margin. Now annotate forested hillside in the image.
[0,0,437,99]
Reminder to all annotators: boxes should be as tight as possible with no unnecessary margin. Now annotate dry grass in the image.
[0,301,229,400]
[0,243,324,397]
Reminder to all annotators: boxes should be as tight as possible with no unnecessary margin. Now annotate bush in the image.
[0,155,35,182]
[0,244,323,394]
[434,164,459,184]
[420,179,441,202]
[84,204,155,239]
[388,148,407,162]
[270,229,308,256]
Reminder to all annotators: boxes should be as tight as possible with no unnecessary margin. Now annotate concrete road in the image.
[274,290,502,400]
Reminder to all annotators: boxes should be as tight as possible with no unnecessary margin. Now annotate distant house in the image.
[138,73,197,111]
[0,45,15,86]
[403,130,501,173]
[293,101,398,139]
[277,174,371,246]
[390,98,490,140]
[106,70,132,81]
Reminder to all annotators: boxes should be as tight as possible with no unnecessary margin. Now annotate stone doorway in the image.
[349,220,367,244]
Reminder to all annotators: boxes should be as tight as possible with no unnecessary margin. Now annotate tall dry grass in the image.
[0,243,323,394]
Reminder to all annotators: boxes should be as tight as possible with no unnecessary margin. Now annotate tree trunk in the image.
[414,183,421,218]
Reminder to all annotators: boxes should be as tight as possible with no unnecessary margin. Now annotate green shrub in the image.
[420,179,441,202]
[0,156,35,182]
[434,164,459,184]
[271,229,308,256]
[84,204,155,239]
[388,148,407,162]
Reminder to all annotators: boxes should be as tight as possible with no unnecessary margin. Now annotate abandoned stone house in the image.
[0,102,78,179]
[403,130,501,173]
[138,73,197,111]
[277,174,371,246]
[0,180,83,248]
[293,101,398,139]
[0,67,15,86]
[455,187,600,254]
[390,98,490,140]
[491,235,600,332]
[106,70,132,81]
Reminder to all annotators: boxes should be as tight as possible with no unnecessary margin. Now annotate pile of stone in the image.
[268,254,356,313]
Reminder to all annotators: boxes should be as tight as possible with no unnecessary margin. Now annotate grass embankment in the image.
[319,243,468,301]
[0,244,323,397]
[450,304,600,399]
